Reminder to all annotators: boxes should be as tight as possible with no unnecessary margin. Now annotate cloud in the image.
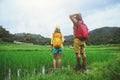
[0,0,120,37]
[84,4,120,31]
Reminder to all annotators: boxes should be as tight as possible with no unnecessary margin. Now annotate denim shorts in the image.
[52,48,63,54]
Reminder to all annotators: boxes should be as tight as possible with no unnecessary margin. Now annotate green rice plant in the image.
[0,43,120,80]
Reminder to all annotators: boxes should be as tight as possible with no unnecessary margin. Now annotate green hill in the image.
[1,26,120,45]
[87,27,120,45]
[64,27,120,45]
[14,33,50,45]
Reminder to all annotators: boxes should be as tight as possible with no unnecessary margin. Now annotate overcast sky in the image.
[0,0,120,38]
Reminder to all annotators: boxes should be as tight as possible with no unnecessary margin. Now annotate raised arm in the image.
[69,13,82,26]
[69,14,78,24]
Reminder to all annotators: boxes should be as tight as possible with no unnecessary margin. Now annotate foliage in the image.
[0,43,120,80]
[14,33,51,45]
[64,27,120,45]
[64,35,74,46]
[1,26,120,45]
[0,26,14,43]
[87,27,120,45]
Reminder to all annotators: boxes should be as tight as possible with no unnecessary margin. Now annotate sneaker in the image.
[82,64,86,70]
[74,64,81,71]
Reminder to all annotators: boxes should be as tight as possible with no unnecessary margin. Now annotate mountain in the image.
[14,33,50,45]
[64,35,74,46]
[2,25,119,45]
[87,27,120,45]
[0,26,14,42]
[64,27,120,45]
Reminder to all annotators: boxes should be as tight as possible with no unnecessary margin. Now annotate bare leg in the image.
[53,54,57,69]
[81,52,86,69]
[81,45,86,68]
[58,54,62,68]
[74,53,81,70]
[82,52,86,65]
[76,53,81,65]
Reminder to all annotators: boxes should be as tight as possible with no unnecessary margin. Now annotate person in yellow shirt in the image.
[51,26,64,70]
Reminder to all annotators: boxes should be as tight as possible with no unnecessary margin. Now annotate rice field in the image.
[0,43,120,80]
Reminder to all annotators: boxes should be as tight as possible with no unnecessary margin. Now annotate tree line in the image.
[0,26,14,42]
[0,25,50,45]
[0,25,120,45]
[64,27,120,45]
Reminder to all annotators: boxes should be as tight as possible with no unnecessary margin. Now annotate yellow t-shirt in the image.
[51,32,64,48]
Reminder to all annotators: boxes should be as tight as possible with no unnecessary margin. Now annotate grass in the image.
[0,43,120,80]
